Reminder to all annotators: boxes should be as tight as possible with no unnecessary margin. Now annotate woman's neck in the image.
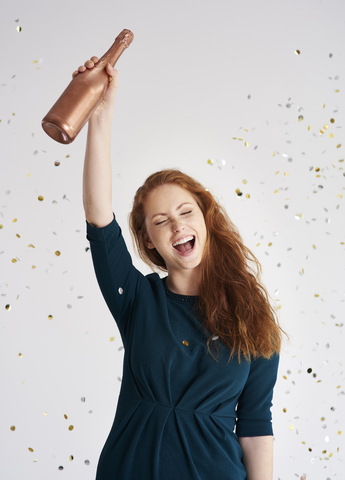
[165,268,200,296]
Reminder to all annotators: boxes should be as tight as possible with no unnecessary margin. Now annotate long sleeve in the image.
[236,353,279,437]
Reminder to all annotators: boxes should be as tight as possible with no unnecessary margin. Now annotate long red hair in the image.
[129,169,285,361]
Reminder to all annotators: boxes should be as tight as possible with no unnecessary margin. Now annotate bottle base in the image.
[41,120,73,144]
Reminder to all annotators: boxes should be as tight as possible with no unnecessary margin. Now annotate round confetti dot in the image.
[0,224,3,229]
[307,368,312,374]
[48,315,53,320]
[118,287,123,295]
[55,251,61,256]
[16,26,22,32]
[19,353,22,358]
[110,337,115,342]
[245,194,250,199]
[38,196,44,201]
[69,455,74,461]
[212,335,219,341]
[5,304,11,311]
[283,408,287,412]
[81,397,86,402]
[330,118,335,123]
[207,159,213,165]
[294,50,300,55]
[58,466,64,471]
[298,115,303,122]
[12,258,17,263]
[182,340,189,346]
[336,144,341,148]
[10,426,15,431]
[54,161,60,166]
[329,133,334,138]
[64,414,68,419]
[28,447,34,452]
[84,460,90,466]
[68,425,74,431]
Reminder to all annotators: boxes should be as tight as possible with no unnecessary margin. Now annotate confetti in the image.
[84,460,90,465]
[207,159,214,165]
[81,397,86,402]
[16,26,22,33]
[48,315,53,320]
[298,116,303,122]
[294,50,300,55]
[5,304,11,311]
[38,195,44,201]
[54,161,60,166]
[58,466,64,471]
[336,144,341,148]
[55,251,61,256]
[68,425,74,431]
[19,353,22,358]
[11,258,17,263]
[69,455,74,461]
[28,447,34,452]
[10,426,15,431]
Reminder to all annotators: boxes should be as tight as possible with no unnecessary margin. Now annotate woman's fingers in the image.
[72,57,99,78]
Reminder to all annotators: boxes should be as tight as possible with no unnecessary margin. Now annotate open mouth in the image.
[172,236,195,253]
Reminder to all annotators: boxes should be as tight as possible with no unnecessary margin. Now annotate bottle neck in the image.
[99,29,134,67]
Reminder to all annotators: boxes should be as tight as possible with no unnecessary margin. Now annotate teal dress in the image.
[86,215,279,480]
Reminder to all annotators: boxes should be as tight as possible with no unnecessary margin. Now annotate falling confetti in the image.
[38,196,44,201]
[54,161,60,166]
[16,26,22,33]
[68,425,74,431]
[5,304,11,311]
[55,251,61,256]
[10,426,15,431]
[48,315,53,320]
[294,50,300,55]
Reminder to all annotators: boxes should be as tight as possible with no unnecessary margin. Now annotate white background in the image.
[0,0,344,479]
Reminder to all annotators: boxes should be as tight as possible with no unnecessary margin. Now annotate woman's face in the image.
[144,184,207,275]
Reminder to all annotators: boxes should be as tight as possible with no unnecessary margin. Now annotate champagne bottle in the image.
[42,29,134,144]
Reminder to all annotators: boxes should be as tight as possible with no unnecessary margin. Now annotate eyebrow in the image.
[151,202,193,220]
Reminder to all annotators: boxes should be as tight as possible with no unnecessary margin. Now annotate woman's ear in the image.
[144,233,155,250]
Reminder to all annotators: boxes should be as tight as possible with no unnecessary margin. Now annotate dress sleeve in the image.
[86,214,144,333]
[235,353,279,437]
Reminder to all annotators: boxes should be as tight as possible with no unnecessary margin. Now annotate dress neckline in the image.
[162,277,198,303]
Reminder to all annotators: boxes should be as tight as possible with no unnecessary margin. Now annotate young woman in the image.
[76,57,284,480]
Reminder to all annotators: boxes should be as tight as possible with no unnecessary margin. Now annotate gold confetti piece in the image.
[323,103,325,108]
[245,193,250,199]
[336,144,341,148]
[244,141,249,147]
[55,251,61,256]
[54,161,60,166]
[284,172,289,177]
[0,225,3,229]
[28,244,35,248]
[19,353,22,358]
[38,195,44,201]
[323,124,328,129]
[302,441,306,445]
[274,190,279,194]
[10,426,15,431]
[242,179,247,184]
[339,193,343,198]
[335,89,340,92]
[313,245,316,249]
[272,152,275,157]
[338,430,342,435]
[320,129,325,135]
[322,450,327,454]
[330,118,335,123]
[32,60,38,64]
[238,137,243,141]
[16,26,22,32]
[283,408,287,412]
[314,294,319,297]
[315,167,320,171]
[294,50,300,55]
[5,304,11,311]
[275,171,279,175]
[289,425,294,430]
[66,154,70,158]
[13,218,17,223]
[109,337,114,342]
[16,233,20,238]
[256,243,260,247]
[207,159,213,165]
[321,417,325,421]
[182,340,189,346]
[308,125,311,131]
[329,133,334,138]
[12,258,17,263]
[32,265,36,269]
[69,455,74,461]
[68,425,74,431]
[27,172,31,177]
[64,414,68,419]
[298,115,303,122]
[329,453,333,457]
[268,242,272,247]
[48,315,53,320]
[28,447,34,452]
[283,375,287,380]
[43,412,48,416]
[302,268,304,274]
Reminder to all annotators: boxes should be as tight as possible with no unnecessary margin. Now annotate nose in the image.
[171,217,184,233]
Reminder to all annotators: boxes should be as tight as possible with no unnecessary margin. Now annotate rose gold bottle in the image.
[42,29,134,144]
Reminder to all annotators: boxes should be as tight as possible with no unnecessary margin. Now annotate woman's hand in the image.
[72,56,119,118]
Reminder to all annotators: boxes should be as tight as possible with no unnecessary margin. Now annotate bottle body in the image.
[42,29,134,144]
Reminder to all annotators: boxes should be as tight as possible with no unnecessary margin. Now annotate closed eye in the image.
[155,219,167,225]
[181,210,192,216]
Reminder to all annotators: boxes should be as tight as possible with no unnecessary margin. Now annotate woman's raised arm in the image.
[74,57,119,228]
